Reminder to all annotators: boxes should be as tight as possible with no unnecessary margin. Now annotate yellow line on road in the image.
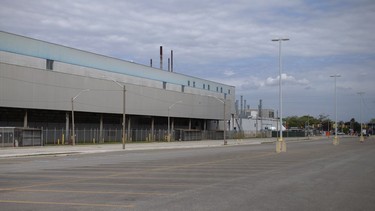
[0,200,134,208]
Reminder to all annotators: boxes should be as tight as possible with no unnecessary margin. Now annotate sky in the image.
[1,0,375,123]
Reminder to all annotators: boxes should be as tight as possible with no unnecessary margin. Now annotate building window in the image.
[220,87,223,93]
[203,84,206,89]
[46,59,54,70]
[188,80,190,86]
[193,81,196,88]
[216,87,219,92]
[228,89,231,94]
[181,85,185,92]
[163,81,167,89]
[208,84,210,90]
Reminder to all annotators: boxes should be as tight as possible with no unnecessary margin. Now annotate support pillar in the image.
[99,114,103,143]
[127,116,131,142]
[23,110,28,128]
[151,117,154,141]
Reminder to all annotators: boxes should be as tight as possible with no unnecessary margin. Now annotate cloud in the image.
[223,70,236,77]
[265,73,310,87]
[210,73,309,92]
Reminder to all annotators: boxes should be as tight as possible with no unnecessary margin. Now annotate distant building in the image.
[246,109,275,119]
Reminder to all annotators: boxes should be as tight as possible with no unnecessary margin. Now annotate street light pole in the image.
[272,38,289,153]
[168,100,182,142]
[122,85,126,149]
[358,92,365,143]
[102,76,127,149]
[330,74,341,145]
[211,96,227,145]
[71,89,90,146]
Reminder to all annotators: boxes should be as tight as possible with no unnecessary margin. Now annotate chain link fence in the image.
[41,128,314,145]
[42,128,256,145]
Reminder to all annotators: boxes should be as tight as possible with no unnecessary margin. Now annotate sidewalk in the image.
[0,137,318,158]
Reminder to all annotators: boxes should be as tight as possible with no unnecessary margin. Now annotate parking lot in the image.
[1,137,374,210]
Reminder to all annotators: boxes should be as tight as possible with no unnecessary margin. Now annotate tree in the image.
[318,114,331,131]
[345,118,361,134]
[285,115,320,130]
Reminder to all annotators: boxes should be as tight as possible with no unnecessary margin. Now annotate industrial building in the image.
[0,31,235,144]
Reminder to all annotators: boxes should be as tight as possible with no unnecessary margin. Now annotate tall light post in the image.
[330,74,341,145]
[71,89,90,146]
[211,96,227,145]
[272,38,289,153]
[103,76,126,149]
[358,92,365,142]
[168,100,182,142]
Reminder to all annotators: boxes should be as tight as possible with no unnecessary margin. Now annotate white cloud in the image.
[223,70,236,76]
[265,74,310,87]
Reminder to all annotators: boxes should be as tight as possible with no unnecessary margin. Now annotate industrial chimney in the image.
[171,50,174,72]
[160,46,163,70]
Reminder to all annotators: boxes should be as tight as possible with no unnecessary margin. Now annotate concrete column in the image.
[151,117,154,141]
[127,116,131,142]
[23,110,28,128]
[99,114,103,143]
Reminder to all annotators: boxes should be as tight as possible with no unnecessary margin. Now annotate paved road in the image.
[0,137,374,210]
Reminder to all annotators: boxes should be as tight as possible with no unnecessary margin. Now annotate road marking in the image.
[12,188,170,196]
[70,181,199,187]
[0,200,134,208]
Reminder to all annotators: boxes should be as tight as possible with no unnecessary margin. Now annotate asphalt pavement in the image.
[0,136,374,211]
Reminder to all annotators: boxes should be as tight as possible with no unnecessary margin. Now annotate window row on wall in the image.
[44,57,230,96]
[187,80,230,94]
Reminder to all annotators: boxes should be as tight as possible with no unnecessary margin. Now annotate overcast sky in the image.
[1,0,374,123]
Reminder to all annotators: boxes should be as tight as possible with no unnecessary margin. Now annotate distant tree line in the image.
[283,115,374,134]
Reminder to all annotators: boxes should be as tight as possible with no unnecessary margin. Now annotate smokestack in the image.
[168,58,170,72]
[235,100,239,116]
[150,59,153,67]
[240,95,243,117]
[244,100,247,116]
[160,46,163,70]
[171,50,174,72]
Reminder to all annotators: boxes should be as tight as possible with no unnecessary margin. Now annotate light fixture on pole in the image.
[71,89,90,146]
[210,95,227,145]
[102,76,126,149]
[358,92,365,143]
[272,38,289,153]
[168,100,182,142]
[330,74,341,145]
